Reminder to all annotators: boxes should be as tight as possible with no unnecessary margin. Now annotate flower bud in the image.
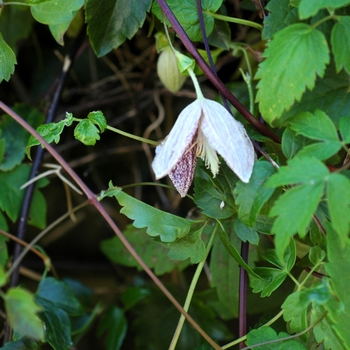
[157,47,186,93]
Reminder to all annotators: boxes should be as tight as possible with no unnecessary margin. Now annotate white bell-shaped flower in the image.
[152,97,255,197]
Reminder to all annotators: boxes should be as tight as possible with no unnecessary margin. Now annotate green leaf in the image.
[28,180,48,229]
[234,219,259,245]
[332,16,350,73]
[107,187,193,242]
[86,0,152,57]
[152,0,222,43]
[281,128,309,159]
[0,234,9,269]
[0,33,17,83]
[74,119,101,146]
[308,245,326,265]
[0,265,7,287]
[339,116,350,143]
[1,337,39,350]
[194,161,236,220]
[36,277,84,316]
[35,297,73,350]
[327,173,350,246]
[295,140,341,160]
[49,10,79,45]
[234,161,276,226]
[262,0,299,40]
[87,110,107,132]
[266,157,329,187]
[0,105,44,171]
[121,287,151,310]
[246,326,307,349]
[5,288,44,341]
[256,23,330,125]
[30,0,84,26]
[263,239,296,271]
[100,225,188,275]
[299,0,350,19]
[97,306,127,350]
[324,223,350,346]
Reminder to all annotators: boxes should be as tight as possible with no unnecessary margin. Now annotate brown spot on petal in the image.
[169,142,197,197]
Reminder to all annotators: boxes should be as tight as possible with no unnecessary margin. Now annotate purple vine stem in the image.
[0,101,221,350]
[156,0,281,144]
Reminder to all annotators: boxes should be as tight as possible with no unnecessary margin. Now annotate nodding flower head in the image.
[152,97,255,197]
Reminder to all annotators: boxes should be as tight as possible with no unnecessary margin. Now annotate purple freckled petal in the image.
[169,141,197,197]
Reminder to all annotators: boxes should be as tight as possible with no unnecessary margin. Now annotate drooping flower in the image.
[152,97,255,197]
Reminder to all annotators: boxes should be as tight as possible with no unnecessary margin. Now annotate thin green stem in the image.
[311,15,335,28]
[287,271,301,288]
[187,68,203,99]
[168,222,218,350]
[205,11,263,30]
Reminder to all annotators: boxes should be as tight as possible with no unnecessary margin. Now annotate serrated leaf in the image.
[100,225,188,275]
[74,119,101,146]
[299,0,350,19]
[295,141,341,160]
[327,173,350,247]
[36,277,84,316]
[246,326,307,349]
[234,161,276,226]
[5,288,44,341]
[332,16,350,73]
[86,0,152,57]
[234,219,259,245]
[35,297,73,350]
[262,0,299,40]
[106,188,193,242]
[263,239,296,271]
[271,182,324,259]
[339,116,350,143]
[152,0,222,43]
[256,23,330,125]
[281,128,309,159]
[266,157,329,187]
[0,33,17,83]
[87,110,107,132]
[97,306,127,350]
[324,223,350,346]
[30,0,84,26]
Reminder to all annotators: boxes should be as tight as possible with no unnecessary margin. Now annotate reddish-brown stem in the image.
[0,101,221,350]
[156,0,281,143]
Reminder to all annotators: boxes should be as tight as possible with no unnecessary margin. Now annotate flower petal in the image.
[169,138,197,197]
[152,99,202,179]
[200,99,255,183]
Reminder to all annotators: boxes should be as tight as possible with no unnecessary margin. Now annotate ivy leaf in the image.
[0,33,17,83]
[5,288,44,341]
[234,161,276,226]
[74,119,101,146]
[152,0,222,43]
[332,16,350,73]
[97,306,127,350]
[339,116,350,143]
[29,0,84,26]
[0,104,44,171]
[299,0,350,19]
[86,0,152,57]
[327,173,350,246]
[324,223,350,345]
[262,0,299,40]
[246,326,307,349]
[100,225,188,275]
[256,23,330,125]
[87,110,107,132]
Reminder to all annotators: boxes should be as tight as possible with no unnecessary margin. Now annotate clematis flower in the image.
[152,97,255,197]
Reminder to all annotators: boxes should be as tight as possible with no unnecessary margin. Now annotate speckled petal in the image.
[199,99,255,183]
[169,138,197,197]
[152,99,202,180]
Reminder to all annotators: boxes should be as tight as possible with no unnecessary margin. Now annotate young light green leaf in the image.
[100,225,188,275]
[256,23,329,125]
[327,173,350,247]
[86,0,152,57]
[0,33,17,83]
[308,245,326,265]
[30,0,84,26]
[331,16,350,73]
[5,288,44,341]
[234,161,276,226]
[339,116,350,143]
[299,0,350,19]
[234,219,259,245]
[87,110,107,132]
[270,182,325,259]
[152,0,222,43]
[266,157,329,188]
[246,326,307,349]
[74,119,101,146]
